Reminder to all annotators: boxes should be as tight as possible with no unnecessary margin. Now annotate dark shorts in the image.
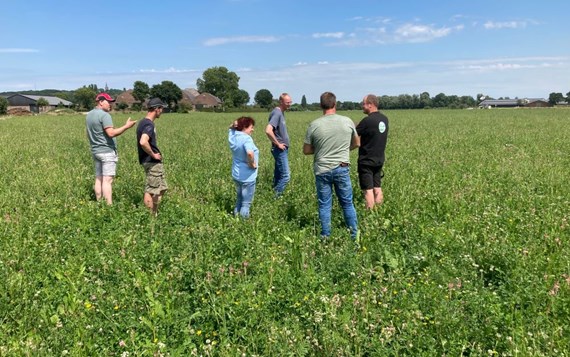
[143,162,168,195]
[358,164,384,190]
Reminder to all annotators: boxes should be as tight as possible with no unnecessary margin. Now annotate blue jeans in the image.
[271,146,290,196]
[315,166,358,238]
[234,180,256,218]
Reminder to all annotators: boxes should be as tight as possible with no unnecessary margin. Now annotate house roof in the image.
[8,94,73,106]
[115,90,137,104]
[194,93,222,106]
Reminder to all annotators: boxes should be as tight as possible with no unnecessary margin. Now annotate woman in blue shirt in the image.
[228,117,259,218]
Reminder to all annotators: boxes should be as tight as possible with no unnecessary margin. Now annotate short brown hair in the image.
[364,94,379,108]
[320,92,336,110]
[235,116,255,131]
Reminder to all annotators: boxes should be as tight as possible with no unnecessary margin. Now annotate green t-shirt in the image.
[86,108,116,154]
[304,113,356,175]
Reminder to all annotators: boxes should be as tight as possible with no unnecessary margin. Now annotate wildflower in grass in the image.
[119,340,126,347]
[196,330,202,336]
[84,302,93,310]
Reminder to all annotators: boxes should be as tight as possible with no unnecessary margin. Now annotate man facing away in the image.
[136,98,168,216]
[265,93,292,197]
[86,92,136,204]
[356,94,389,209]
[303,92,360,241]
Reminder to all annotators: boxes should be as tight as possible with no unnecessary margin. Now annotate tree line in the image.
[2,66,570,114]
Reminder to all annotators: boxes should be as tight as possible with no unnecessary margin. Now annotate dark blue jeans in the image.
[271,146,290,196]
[315,166,358,238]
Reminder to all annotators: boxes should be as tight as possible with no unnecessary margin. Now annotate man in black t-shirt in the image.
[136,98,168,215]
[356,94,389,209]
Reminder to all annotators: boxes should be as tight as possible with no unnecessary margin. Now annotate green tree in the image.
[301,95,307,109]
[196,66,240,108]
[566,91,570,104]
[232,89,250,108]
[0,96,8,115]
[150,81,183,111]
[432,93,449,108]
[548,92,564,105]
[74,86,98,110]
[254,89,273,109]
[132,81,150,105]
[36,97,49,113]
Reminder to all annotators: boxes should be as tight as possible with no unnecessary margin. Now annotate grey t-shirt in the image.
[304,114,357,175]
[268,107,290,147]
[86,108,116,154]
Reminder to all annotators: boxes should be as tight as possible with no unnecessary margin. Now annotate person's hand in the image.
[229,120,238,129]
[125,117,137,128]
[277,143,286,150]
[153,152,162,161]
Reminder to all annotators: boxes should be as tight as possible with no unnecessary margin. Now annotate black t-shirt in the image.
[136,118,161,164]
[355,111,389,167]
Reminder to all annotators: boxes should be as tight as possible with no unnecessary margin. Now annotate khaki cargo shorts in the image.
[143,162,168,195]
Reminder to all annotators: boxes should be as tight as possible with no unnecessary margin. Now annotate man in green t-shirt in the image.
[86,93,136,204]
[303,92,360,242]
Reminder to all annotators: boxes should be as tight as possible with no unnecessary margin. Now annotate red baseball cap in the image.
[95,92,116,102]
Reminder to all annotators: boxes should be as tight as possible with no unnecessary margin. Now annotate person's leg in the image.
[315,172,333,238]
[234,180,243,216]
[144,192,154,211]
[143,163,168,215]
[333,166,358,238]
[363,189,376,209]
[238,181,256,218]
[98,152,118,205]
[94,176,103,201]
[374,187,384,206]
[93,157,103,201]
[101,176,114,205]
[372,167,384,206]
[358,164,375,209]
[272,147,290,196]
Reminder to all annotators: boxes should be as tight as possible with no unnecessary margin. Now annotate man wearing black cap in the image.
[137,98,168,215]
[86,92,136,205]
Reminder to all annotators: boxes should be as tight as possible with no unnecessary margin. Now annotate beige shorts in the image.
[143,162,168,195]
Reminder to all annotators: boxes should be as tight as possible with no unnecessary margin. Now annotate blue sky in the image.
[1,0,569,103]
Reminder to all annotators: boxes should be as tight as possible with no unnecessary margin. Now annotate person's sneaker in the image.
[320,235,330,243]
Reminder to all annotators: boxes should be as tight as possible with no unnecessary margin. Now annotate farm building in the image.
[193,92,222,109]
[479,98,551,109]
[6,94,73,113]
[115,88,221,111]
[115,90,138,108]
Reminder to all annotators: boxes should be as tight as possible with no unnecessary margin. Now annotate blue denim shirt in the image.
[229,129,259,183]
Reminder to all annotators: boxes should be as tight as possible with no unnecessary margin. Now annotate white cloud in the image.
[203,35,279,46]
[0,48,39,53]
[393,23,460,43]
[312,32,345,39]
[483,21,527,29]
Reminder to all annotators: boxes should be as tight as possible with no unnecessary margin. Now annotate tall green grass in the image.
[1,108,569,355]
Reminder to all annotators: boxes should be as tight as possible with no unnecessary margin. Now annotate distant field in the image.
[1,108,569,355]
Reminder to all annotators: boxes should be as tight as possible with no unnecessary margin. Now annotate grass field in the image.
[1,108,569,356]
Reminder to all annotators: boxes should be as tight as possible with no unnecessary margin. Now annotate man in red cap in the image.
[86,92,136,204]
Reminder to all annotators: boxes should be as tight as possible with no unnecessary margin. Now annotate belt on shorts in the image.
[339,162,349,167]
